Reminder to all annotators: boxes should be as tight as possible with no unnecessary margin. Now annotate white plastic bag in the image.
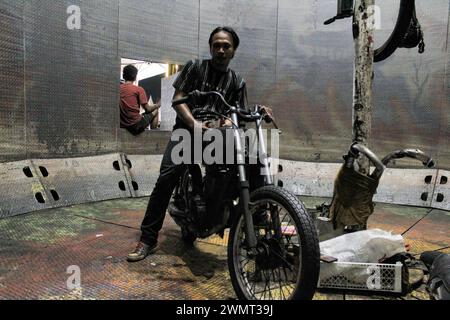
[320,228,405,263]
[319,229,405,284]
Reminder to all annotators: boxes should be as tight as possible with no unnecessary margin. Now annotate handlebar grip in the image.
[171,96,189,106]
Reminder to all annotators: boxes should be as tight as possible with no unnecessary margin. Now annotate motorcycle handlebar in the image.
[171,90,263,122]
[171,96,190,106]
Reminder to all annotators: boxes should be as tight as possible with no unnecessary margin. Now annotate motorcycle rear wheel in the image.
[227,185,320,300]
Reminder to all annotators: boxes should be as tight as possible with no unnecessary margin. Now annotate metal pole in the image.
[352,0,375,175]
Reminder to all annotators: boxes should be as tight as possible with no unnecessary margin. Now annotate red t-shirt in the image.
[120,83,148,127]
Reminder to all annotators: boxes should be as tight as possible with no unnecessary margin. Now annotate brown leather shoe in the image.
[127,241,157,262]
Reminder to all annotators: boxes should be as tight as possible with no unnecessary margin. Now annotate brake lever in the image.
[271,119,282,135]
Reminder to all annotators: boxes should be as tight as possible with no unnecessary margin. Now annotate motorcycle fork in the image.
[255,117,273,185]
[231,113,258,252]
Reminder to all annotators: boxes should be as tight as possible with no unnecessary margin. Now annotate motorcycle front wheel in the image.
[227,185,320,300]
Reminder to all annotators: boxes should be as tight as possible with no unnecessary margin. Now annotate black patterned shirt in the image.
[172,59,247,129]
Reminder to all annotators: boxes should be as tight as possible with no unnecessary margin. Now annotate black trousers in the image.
[126,112,156,136]
[139,134,188,244]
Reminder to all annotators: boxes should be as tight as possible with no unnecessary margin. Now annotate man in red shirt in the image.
[120,65,161,135]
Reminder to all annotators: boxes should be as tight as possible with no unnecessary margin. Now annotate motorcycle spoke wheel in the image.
[228,186,320,300]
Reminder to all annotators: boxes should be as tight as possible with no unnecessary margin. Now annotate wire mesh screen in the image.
[0,0,448,169]
[319,262,403,293]
[0,1,25,162]
[23,0,119,159]
[199,0,278,104]
[119,0,199,64]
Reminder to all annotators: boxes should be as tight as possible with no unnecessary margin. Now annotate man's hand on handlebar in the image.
[220,118,233,127]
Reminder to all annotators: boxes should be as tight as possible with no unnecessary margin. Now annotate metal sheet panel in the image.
[279,160,341,198]
[31,154,131,208]
[374,168,438,208]
[119,0,199,64]
[24,0,119,159]
[0,0,22,18]
[117,128,171,155]
[431,169,450,211]
[0,2,25,162]
[121,154,163,197]
[0,160,52,218]
[437,6,450,169]
[280,159,442,208]
[275,0,354,162]
[273,0,449,166]
[368,1,449,169]
[199,0,278,103]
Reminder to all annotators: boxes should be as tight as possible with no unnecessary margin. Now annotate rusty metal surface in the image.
[24,0,119,159]
[0,197,445,300]
[369,204,450,256]
[370,0,449,168]
[274,0,354,163]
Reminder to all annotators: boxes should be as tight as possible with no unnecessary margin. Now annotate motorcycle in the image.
[168,90,320,300]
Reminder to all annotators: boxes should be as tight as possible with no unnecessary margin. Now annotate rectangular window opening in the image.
[120,58,182,132]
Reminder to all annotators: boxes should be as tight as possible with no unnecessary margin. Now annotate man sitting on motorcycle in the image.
[127,26,248,262]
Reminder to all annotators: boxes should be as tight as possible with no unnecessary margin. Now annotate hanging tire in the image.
[227,185,320,300]
[374,0,415,62]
